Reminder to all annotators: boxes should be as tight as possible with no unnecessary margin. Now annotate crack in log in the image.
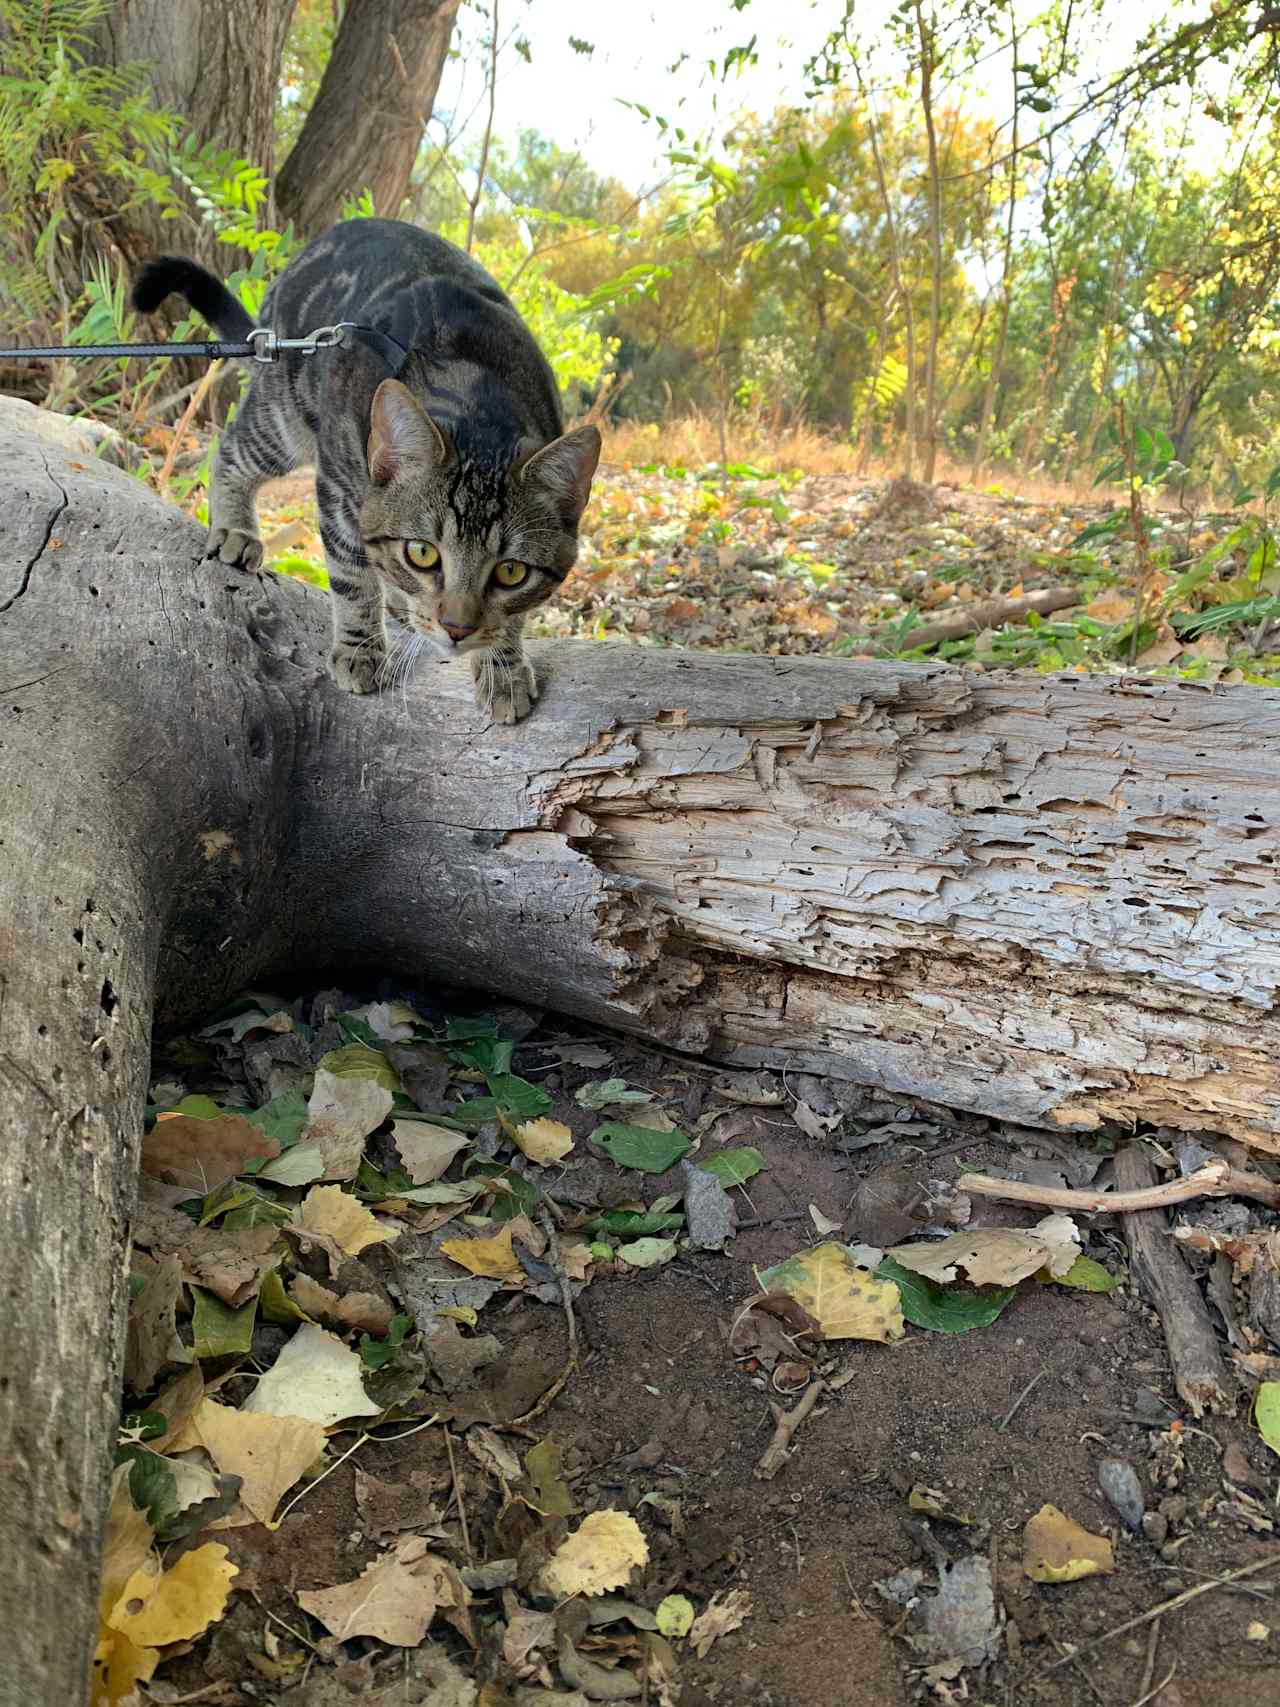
[0,450,68,615]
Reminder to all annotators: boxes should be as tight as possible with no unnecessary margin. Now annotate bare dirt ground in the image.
[131,985,1279,1707]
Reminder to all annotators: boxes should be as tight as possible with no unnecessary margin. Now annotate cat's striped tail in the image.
[131,256,255,343]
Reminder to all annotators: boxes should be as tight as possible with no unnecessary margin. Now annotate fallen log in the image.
[2,429,1280,1698]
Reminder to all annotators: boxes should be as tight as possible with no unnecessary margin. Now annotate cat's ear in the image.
[367,379,451,485]
[518,424,601,524]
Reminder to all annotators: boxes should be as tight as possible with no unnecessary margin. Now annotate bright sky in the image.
[430,0,1233,194]
[433,0,880,187]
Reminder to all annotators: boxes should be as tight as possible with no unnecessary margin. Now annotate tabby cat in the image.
[133,219,601,722]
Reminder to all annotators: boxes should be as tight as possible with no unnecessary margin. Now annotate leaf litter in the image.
[106,979,1280,1703]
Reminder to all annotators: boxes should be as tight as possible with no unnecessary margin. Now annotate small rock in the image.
[1222,1441,1260,1489]
[1098,1458,1146,1532]
[1141,1511,1169,1547]
[1158,1494,1188,1525]
[1133,1386,1176,1423]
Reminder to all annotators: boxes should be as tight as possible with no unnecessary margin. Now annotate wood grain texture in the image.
[1,428,1278,1696]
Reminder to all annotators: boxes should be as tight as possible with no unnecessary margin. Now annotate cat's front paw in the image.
[329,641,387,695]
[205,527,264,571]
[474,655,538,723]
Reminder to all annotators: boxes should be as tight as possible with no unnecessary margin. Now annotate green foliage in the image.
[0,0,178,330]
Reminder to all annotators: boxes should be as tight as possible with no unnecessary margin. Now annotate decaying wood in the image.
[1115,1147,1234,1418]
[960,1161,1280,1213]
[3,431,1280,1697]
[870,585,1081,650]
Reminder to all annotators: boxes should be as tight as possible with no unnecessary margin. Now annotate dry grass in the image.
[599,413,1199,511]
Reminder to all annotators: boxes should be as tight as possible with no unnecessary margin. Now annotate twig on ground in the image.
[754,1379,827,1480]
[1117,1146,1234,1417]
[1137,1616,1161,1701]
[512,1207,579,1426]
[1041,1551,1280,1672]
[959,1159,1280,1213]
[443,1426,474,1562]
[735,1210,811,1230]
[1129,1663,1178,1707]
[999,1370,1046,1432]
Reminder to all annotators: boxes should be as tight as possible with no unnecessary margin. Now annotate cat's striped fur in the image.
[133,220,600,721]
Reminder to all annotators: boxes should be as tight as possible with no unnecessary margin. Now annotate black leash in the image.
[0,321,409,370]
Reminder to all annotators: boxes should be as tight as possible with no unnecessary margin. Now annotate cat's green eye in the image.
[404,539,440,570]
[493,560,529,588]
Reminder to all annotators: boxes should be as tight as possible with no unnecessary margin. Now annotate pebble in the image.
[1142,1511,1169,1546]
[1158,1494,1188,1525]
[1133,1385,1175,1423]
[1098,1458,1146,1531]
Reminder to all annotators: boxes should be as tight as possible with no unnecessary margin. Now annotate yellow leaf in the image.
[1023,1505,1115,1582]
[108,1543,238,1646]
[92,1629,158,1705]
[656,1593,695,1637]
[188,1398,327,1525]
[512,1117,574,1163]
[536,1510,648,1598]
[762,1243,905,1342]
[297,1538,453,1646]
[299,1184,400,1255]
[243,1322,383,1427]
[441,1223,525,1281]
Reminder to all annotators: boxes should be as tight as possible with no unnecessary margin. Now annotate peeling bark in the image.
[1,428,1279,1696]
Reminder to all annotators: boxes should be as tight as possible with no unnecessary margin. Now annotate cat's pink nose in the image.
[443,622,476,643]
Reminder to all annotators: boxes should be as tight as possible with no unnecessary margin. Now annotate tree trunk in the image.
[914,1,943,485]
[276,0,461,237]
[92,0,297,187]
[3,425,1280,1697]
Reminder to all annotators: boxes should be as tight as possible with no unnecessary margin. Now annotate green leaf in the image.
[465,1160,541,1220]
[122,1448,179,1530]
[361,1312,413,1371]
[697,1146,767,1187]
[616,1237,678,1268]
[1256,1382,1280,1456]
[593,1122,691,1173]
[190,1286,257,1358]
[485,1073,552,1120]
[448,1097,500,1130]
[449,1034,514,1075]
[200,1180,290,1228]
[259,1267,309,1325]
[317,1044,401,1091]
[119,1409,168,1441]
[256,1143,325,1187]
[394,1180,483,1206]
[1265,463,1280,499]
[246,1088,309,1148]
[588,1208,685,1237]
[159,1094,222,1121]
[1044,1254,1120,1293]
[337,1012,382,1048]
[575,1077,652,1108]
[875,1257,1015,1334]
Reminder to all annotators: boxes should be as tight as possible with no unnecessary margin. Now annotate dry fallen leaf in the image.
[182,1398,327,1525]
[392,1118,471,1182]
[511,1117,574,1164]
[536,1510,649,1598]
[305,1068,394,1180]
[689,1588,752,1658]
[760,1243,905,1342]
[124,1253,192,1395]
[889,1215,1080,1287]
[297,1536,454,1646]
[298,1184,400,1255]
[141,1110,280,1192]
[107,1543,238,1647]
[1023,1505,1115,1582]
[440,1224,525,1282]
[244,1322,384,1427]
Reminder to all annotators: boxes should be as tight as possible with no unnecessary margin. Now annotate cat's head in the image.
[359,378,600,656]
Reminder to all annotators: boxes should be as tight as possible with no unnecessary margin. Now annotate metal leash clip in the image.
[246,323,355,364]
